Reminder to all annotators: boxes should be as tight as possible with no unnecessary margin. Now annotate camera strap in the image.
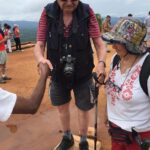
[58,12,78,59]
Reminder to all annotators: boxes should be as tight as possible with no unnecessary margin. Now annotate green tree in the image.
[95,13,102,32]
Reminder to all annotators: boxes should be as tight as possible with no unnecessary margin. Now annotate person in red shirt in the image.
[0,30,11,83]
[34,1,107,149]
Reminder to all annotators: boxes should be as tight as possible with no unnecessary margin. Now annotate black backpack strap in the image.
[139,54,150,96]
[112,54,121,69]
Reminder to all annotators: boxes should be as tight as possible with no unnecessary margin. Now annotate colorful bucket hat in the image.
[102,17,147,55]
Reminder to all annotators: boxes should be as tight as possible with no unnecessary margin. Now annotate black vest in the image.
[45,1,94,84]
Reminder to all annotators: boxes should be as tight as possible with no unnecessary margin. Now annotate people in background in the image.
[102,15,112,53]
[13,24,22,51]
[102,15,112,33]
[128,13,133,17]
[0,23,4,37]
[3,23,12,53]
[0,26,11,83]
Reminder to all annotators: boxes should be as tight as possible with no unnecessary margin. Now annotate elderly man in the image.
[34,0,106,149]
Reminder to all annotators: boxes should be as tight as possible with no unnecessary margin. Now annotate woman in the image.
[13,24,22,51]
[102,17,150,150]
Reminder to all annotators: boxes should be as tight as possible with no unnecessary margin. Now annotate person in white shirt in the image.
[102,17,150,150]
[0,63,49,122]
[3,24,12,53]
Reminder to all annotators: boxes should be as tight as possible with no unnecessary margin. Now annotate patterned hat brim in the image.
[102,32,126,44]
[102,32,146,55]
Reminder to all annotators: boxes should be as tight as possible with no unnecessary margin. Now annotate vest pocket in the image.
[75,32,89,50]
[47,31,59,49]
[75,52,94,79]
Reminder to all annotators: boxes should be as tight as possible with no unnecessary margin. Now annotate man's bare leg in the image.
[78,109,89,136]
[78,109,89,149]
[55,102,74,150]
[57,102,70,132]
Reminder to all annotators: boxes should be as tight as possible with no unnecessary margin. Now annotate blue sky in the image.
[0,0,149,21]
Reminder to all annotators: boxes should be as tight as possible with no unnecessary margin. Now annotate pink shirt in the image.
[13,27,20,38]
[37,6,101,42]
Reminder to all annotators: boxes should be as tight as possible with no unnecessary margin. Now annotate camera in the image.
[60,55,75,78]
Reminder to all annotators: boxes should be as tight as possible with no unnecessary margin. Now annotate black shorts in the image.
[49,78,95,111]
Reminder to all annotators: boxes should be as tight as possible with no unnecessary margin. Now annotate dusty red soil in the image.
[0,45,115,150]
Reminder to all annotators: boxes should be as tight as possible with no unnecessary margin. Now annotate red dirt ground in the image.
[0,45,115,150]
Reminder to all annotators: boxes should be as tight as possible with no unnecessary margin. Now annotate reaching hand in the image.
[38,62,49,79]
[96,62,106,84]
[39,58,53,70]
[37,58,53,76]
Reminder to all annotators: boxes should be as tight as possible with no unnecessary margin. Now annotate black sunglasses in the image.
[105,77,122,93]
